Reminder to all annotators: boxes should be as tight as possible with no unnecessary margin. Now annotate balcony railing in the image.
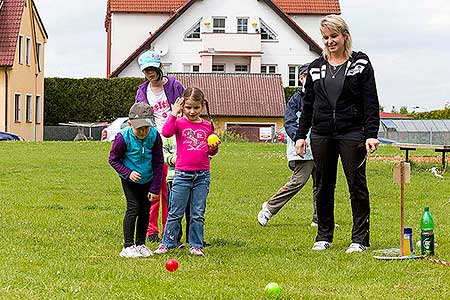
[200,33,261,55]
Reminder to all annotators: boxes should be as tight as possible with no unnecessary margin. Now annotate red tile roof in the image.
[107,0,340,14]
[272,0,340,14]
[0,0,24,66]
[109,0,187,13]
[380,112,413,119]
[170,73,285,117]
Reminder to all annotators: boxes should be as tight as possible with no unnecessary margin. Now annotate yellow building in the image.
[0,0,48,141]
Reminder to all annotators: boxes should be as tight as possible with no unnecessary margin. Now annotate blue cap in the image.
[404,227,412,234]
[138,50,161,71]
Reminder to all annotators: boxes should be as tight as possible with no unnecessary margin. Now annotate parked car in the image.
[101,117,129,141]
[0,131,23,141]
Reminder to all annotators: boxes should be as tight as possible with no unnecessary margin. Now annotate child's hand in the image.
[171,97,184,116]
[129,171,141,182]
[148,193,159,202]
[209,140,220,151]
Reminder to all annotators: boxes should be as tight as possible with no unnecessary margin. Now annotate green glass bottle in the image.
[420,206,434,256]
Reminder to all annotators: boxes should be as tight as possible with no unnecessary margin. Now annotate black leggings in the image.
[121,179,151,248]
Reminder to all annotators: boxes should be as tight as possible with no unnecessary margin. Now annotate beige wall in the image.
[2,1,46,141]
[0,70,5,131]
[213,116,284,134]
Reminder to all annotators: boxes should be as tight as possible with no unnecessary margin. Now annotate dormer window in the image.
[237,18,248,33]
[213,17,225,33]
[184,20,201,40]
[260,19,277,41]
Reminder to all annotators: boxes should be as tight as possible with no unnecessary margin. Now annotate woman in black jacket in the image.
[295,15,380,253]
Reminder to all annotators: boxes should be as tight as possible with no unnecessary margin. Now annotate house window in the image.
[14,94,21,122]
[213,17,225,33]
[184,20,201,40]
[162,63,171,73]
[261,65,277,74]
[18,35,23,64]
[288,65,303,87]
[26,94,33,122]
[235,65,249,73]
[26,37,31,65]
[212,64,225,72]
[36,42,42,71]
[260,19,277,41]
[35,95,41,124]
[237,18,248,33]
[183,64,201,72]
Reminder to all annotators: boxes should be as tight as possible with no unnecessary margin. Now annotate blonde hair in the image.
[320,15,352,60]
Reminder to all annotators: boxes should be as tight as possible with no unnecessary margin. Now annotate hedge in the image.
[44,77,144,125]
[44,77,300,125]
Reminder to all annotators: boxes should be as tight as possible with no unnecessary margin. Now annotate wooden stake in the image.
[399,161,405,256]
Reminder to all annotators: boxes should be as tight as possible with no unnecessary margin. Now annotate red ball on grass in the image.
[165,258,179,272]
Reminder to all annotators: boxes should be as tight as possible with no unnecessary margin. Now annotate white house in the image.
[105,0,340,87]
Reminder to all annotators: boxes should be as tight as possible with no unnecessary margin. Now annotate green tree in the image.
[399,106,408,115]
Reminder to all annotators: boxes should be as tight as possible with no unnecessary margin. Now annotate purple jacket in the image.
[135,76,185,105]
[109,132,164,195]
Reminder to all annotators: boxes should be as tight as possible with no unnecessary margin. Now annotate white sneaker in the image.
[311,241,332,251]
[189,247,204,256]
[119,245,142,258]
[345,243,368,254]
[310,222,340,228]
[135,244,153,257]
[257,206,272,226]
[154,244,168,255]
[262,202,268,209]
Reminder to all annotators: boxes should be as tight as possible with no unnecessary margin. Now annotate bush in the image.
[44,77,144,125]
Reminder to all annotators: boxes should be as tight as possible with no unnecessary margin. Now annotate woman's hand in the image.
[295,139,308,157]
[366,138,379,153]
[172,97,184,116]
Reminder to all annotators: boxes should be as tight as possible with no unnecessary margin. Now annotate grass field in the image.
[0,141,449,299]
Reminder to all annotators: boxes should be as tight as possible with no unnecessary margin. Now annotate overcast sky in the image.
[34,0,450,111]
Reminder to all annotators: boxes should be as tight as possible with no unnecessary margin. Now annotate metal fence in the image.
[378,119,450,144]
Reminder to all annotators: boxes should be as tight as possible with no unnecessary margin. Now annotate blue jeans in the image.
[162,170,210,248]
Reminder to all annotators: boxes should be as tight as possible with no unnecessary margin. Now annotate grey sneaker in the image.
[119,245,142,258]
[345,243,368,254]
[311,241,332,251]
[135,244,153,257]
[258,206,272,226]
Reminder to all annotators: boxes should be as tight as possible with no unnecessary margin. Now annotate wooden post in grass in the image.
[399,162,405,256]
[394,161,410,257]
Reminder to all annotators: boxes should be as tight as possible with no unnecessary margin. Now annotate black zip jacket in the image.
[295,51,380,140]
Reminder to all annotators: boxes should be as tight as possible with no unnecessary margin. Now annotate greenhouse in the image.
[379,119,450,144]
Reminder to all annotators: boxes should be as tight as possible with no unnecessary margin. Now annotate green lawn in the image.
[0,142,449,299]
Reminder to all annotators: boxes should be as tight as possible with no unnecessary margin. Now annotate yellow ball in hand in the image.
[207,134,220,146]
